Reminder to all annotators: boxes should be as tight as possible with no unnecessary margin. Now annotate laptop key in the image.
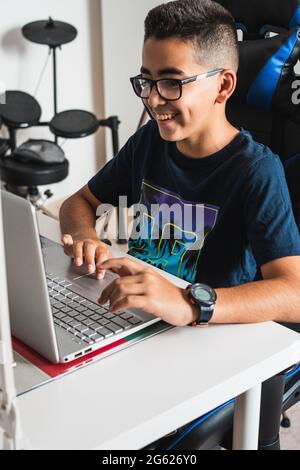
[103,313,115,320]
[61,297,73,305]
[75,306,87,313]
[75,324,88,333]
[83,301,96,309]
[95,307,109,314]
[53,285,65,292]
[75,314,86,322]
[106,322,123,334]
[84,328,98,338]
[99,318,110,326]
[68,310,79,318]
[63,316,74,324]
[83,318,94,327]
[69,320,80,328]
[61,306,72,314]
[96,327,114,338]
[93,333,104,342]
[52,301,64,309]
[89,323,103,331]
[68,301,79,309]
[84,309,95,317]
[59,280,72,288]
[120,312,134,320]
[56,294,67,302]
[91,313,101,322]
[112,317,132,330]
[77,297,88,304]
[128,316,142,325]
[54,312,67,320]
[83,337,95,345]
[88,304,101,311]
[67,293,79,301]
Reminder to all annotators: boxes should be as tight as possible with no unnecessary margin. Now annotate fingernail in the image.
[75,258,82,266]
[97,272,104,280]
[88,264,94,273]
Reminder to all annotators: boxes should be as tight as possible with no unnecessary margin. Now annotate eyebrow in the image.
[140,66,185,76]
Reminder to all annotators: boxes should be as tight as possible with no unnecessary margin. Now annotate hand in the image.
[61,233,112,280]
[98,257,197,326]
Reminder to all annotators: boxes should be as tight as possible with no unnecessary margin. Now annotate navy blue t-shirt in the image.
[88,120,300,288]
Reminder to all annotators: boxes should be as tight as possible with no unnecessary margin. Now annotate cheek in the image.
[182,90,214,120]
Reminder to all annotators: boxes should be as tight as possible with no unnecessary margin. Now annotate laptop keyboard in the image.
[46,274,143,345]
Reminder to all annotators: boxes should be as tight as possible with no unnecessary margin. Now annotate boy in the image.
[60,0,300,327]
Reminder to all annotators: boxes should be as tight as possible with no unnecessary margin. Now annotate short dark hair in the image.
[144,0,239,71]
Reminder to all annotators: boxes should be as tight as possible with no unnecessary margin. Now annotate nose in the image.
[147,84,167,108]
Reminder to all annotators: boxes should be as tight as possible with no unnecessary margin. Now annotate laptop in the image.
[2,190,160,363]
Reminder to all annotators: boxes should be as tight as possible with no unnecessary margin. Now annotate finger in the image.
[61,233,73,244]
[109,284,145,311]
[99,275,145,304]
[109,295,145,313]
[95,246,112,280]
[98,257,145,277]
[61,234,73,256]
[99,280,116,305]
[73,241,84,266]
[83,241,97,273]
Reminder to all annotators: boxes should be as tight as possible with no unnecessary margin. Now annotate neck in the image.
[176,117,239,159]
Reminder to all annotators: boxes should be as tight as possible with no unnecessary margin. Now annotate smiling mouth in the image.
[152,111,178,122]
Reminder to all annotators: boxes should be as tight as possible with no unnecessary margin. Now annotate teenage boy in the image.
[60,0,300,327]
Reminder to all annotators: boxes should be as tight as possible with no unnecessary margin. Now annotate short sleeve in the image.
[88,135,134,207]
[242,154,300,267]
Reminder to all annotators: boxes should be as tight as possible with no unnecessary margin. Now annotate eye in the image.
[163,80,179,89]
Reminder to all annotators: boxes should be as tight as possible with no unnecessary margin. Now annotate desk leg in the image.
[232,384,262,450]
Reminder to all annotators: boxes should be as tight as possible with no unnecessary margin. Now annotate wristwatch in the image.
[186,283,217,327]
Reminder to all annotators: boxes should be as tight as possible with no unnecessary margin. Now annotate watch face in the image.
[191,284,216,306]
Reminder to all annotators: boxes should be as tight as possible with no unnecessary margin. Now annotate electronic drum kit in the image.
[0,18,121,220]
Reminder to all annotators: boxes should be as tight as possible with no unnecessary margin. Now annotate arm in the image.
[60,184,100,240]
[97,256,300,326]
[59,185,112,279]
[211,256,300,324]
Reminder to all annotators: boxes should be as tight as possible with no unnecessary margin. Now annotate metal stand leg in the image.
[233,384,262,450]
[98,116,127,244]
[51,46,58,144]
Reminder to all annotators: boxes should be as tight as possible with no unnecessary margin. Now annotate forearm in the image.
[210,278,300,324]
[59,193,98,239]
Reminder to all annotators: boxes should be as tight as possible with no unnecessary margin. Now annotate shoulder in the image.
[130,118,160,148]
[239,130,284,179]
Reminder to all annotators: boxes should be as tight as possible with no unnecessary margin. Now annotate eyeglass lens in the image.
[134,78,181,100]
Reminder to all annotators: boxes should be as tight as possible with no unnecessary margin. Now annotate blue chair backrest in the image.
[213,0,300,160]
[216,0,300,36]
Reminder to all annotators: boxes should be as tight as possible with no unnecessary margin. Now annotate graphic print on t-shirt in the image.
[128,180,220,282]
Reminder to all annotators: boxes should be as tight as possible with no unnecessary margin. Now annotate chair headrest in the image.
[215,0,300,34]
[232,28,300,123]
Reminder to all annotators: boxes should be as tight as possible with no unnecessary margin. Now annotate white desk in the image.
[12,214,300,449]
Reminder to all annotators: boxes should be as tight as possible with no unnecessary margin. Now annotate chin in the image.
[157,126,184,142]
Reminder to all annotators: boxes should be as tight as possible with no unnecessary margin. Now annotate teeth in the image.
[155,113,176,121]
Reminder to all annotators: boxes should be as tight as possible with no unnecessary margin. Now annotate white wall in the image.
[0,0,105,200]
[101,0,168,156]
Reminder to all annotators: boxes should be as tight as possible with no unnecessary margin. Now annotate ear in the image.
[215,70,237,104]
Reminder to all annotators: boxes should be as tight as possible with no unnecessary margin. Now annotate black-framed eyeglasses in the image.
[130,68,224,101]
